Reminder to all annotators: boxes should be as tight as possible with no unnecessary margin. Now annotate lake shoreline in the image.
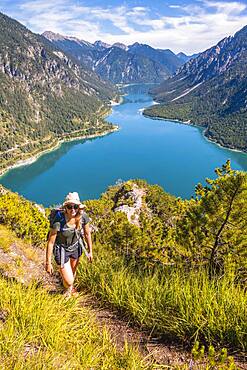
[1,83,246,206]
[0,126,119,178]
[143,113,247,155]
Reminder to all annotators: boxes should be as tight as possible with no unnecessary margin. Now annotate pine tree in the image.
[176,161,247,275]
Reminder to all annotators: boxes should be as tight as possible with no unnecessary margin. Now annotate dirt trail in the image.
[80,294,192,368]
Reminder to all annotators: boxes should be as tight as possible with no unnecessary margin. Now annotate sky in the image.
[0,0,247,54]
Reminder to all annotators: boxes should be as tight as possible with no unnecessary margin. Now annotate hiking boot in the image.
[63,286,72,299]
[63,286,79,299]
[71,286,79,298]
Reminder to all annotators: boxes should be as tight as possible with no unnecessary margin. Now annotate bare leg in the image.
[70,257,80,277]
[59,260,74,289]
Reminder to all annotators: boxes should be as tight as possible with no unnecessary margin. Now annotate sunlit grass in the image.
[0,277,150,369]
[0,225,39,262]
[0,224,16,252]
[77,246,247,353]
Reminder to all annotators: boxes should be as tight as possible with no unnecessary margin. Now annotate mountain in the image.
[92,46,170,83]
[176,52,198,63]
[42,31,97,68]
[0,12,116,173]
[144,26,247,152]
[94,40,111,50]
[128,42,182,74]
[43,32,184,83]
[112,42,128,51]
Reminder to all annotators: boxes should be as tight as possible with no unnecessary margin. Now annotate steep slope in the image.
[144,26,247,151]
[0,12,117,173]
[43,31,183,83]
[1,166,246,365]
[128,42,182,74]
[0,225,149,369]
[94,46,170,83]
[1,190,237,369]
[42,31,100,69]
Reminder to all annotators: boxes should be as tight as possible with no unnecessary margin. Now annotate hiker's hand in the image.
[46,262,53,274]
[87,252,93,263]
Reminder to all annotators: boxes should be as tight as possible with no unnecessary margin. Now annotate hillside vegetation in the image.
[144,26,247,152]
[0,162,246,362]
[0,12,117,173]
[0,223,239,369]
[0,272,146,369]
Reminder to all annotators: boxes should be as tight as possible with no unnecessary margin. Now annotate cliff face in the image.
[0,12,116,172]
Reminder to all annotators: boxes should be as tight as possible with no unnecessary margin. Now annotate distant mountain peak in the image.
[42,31,93,48]
[94,40,111,49]
[42,32,187,83]
[130,42,141,47]
[177,52,187,58]
[176,51,196,63]
[42,31,65,41]
[112,42,128,51]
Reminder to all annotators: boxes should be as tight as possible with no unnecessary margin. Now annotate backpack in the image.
[48,208,66,232]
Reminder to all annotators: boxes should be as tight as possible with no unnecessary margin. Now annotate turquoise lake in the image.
[1,84,247,206]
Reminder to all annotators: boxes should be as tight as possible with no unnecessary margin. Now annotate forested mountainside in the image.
[43,31,185,83]
[0,12,117,173]
[144,25,247,152]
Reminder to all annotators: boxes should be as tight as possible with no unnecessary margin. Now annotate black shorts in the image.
[53,245,83,266]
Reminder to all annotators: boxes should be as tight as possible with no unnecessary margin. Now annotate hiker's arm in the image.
[84,223,93,262]
[46,229,57,273]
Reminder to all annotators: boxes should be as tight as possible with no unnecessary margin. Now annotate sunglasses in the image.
[66,204,79,210]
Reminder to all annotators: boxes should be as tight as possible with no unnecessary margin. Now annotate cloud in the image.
[2,0,247,54]
[203,0,246,14]
[19,0,65,11]
[169,5,181,9]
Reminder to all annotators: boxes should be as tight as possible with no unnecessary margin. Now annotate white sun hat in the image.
[63,192,82,206]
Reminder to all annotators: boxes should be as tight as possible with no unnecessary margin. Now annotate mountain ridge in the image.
[144,25,247,152]
[42,31,189,83]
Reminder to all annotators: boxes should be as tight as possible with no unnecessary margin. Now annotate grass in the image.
[77,246,247,354]
[0,225,16,252]
[0,225,40,263]
[0,276,151,369]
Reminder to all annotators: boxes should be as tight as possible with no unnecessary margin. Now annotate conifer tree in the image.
[176,161,247,275]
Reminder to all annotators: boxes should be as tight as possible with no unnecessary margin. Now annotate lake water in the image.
[1,83,247,206]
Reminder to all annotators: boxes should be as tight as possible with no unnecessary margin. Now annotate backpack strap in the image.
[57,211,66,232]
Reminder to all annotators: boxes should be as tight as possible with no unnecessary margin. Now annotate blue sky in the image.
[1,0,247,53]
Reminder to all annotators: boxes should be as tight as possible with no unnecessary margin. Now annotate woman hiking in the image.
[46,192,93,297]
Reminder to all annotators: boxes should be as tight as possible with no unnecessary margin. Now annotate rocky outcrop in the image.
[114,183,146,226]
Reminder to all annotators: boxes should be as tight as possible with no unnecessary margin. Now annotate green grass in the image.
[0,277,150,369]
[77,246,247,353]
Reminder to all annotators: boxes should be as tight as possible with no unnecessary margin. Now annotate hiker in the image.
[46,192,93,297]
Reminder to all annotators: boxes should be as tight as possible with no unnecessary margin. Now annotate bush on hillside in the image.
[0,189,48,245]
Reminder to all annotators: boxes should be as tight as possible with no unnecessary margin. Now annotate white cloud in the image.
[203,0,246,15]
[2,0,247,54]
[20,0,65,11]
[169,5,181,9]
